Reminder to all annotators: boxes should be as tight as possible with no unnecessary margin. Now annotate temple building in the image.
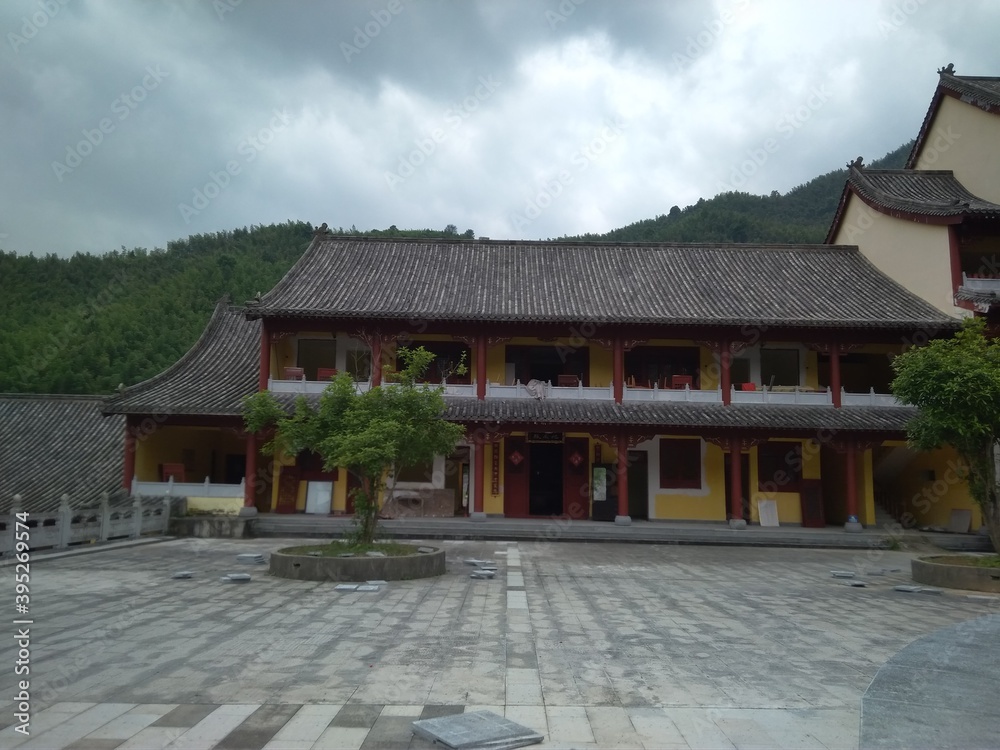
[99,65,999,533]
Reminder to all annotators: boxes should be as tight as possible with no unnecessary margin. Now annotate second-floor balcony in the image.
[268,376,904,407]
[961,272,1000,292]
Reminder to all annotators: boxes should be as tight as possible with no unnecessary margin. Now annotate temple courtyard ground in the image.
[0,538,996,749]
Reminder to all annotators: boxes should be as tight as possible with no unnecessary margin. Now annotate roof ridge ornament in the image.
[313,222,330,236]
[848,156,864,171]
[938,63,955,76]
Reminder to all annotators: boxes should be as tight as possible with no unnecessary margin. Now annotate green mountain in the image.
[0,144,910,395]
[560,143,912,244]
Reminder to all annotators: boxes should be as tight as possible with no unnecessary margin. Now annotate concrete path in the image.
[0,538,997,749]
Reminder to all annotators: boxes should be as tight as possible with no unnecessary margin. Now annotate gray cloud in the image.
[1,0,999,256]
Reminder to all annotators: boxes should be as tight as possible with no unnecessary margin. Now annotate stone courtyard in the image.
[0,538,996,749]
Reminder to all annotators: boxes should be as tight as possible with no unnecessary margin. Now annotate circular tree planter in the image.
[270,546,445,582]
[912,556,1000,593]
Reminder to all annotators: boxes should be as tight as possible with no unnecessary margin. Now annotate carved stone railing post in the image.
[99,492,111,542]
[58,494,72,549]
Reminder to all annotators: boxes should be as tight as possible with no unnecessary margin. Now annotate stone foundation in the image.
[169,515,255,539]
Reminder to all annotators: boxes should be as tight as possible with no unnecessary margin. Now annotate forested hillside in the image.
[561,143,911,243]
[0,144,909,395]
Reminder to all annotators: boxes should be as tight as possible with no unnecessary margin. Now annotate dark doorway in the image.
[627,451,648,520]
[529,443,563,516]
[224,454,246,485]
[723,452,751,521]
[507,345,589,386]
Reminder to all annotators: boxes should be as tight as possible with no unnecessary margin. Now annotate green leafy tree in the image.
[891,319,1000,551]
[244,347,465,544]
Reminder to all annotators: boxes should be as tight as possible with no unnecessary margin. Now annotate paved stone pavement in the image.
[0,538,997,749]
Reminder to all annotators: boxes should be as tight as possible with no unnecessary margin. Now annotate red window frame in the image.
[659,438,702,489]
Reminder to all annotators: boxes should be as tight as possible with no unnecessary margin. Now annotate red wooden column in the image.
[720,341,732,405]
[830,343,842,408]
[371,336,383,387]
[844,440,861,531]
[258,321,270,391]
[471,437,487,521]
[613,335,624,403]
[728,437,745,528]
[244,433,257,509]
[123,417,136,491]
[476,335,487,399]
[615,431,631,525]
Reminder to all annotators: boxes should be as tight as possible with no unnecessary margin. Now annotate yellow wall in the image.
[892,446,981,530]
[833,195,959,316]
[750,439,822,525]
[914,95,1000,204]
[652,439,727,520]
[186,497,243,515]
[134,426,245,483]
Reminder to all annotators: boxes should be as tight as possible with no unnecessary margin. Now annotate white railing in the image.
[132,477,245,498]
[623,384,722,403]
[484,380,614,400]
[962,272,1000,291]
[268,377,473,396]
[841,388,904,407]
[0,493,170,556]
[731,386,833,405]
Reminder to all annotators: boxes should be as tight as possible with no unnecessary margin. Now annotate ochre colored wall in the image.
[750,439,822,525]
[134,426,245,483]
[913,95,1000,204]
[891,446,980,530]
[652,439,727,521]
[186,497,242,515]
[833,195,957,315]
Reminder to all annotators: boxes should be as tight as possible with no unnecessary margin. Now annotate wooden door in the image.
[275,465,300,513]
[504,436,530,518]
[800,479,825,528]
[563,437,590,519]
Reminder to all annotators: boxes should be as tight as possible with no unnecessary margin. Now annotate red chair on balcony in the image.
[671,375,693,390]
[283,366,305,381]
[740,382,757,391]
[316,367,339,381]
[557,374,579,387]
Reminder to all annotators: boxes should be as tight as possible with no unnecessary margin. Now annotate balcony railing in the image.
[623,384,722,403]
[267,377,904,407]
[961,272,1000,292]
[132,477,245,498]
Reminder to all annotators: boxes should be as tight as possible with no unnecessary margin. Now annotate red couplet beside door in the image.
[563,437,590,519]
[504,436,530,518]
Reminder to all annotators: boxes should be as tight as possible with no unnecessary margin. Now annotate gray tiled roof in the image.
[103,300,259,416]
[247,237,956,329]
[442,398,915,434]
[847,168,1000,219]
[0,395,126,512]
[955,286,999,311]
[939,73,1000,109]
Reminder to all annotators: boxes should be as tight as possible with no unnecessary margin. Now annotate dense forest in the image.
[0,144,909,395]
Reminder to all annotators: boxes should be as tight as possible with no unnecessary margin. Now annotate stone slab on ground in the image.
[411,710,543,750]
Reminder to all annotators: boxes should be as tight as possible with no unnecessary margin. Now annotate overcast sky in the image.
[2,0,1000,257]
